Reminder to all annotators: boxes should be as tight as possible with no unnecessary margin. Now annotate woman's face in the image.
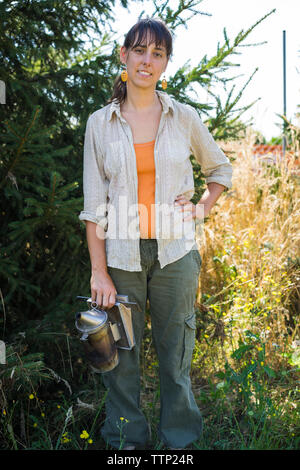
[120,32,169,90]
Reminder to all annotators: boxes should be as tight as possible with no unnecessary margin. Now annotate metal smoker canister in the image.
[75,309,119,373]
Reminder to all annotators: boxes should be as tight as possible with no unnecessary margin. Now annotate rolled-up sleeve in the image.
[188,106,232,189]
[78,115,109,228]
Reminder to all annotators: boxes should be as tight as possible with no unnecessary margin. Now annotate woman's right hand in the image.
[90,269,117,310]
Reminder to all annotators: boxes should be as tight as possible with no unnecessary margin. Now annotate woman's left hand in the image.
[174,194,207,221]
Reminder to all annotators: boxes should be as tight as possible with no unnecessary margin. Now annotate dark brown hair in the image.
[108,18,173,105]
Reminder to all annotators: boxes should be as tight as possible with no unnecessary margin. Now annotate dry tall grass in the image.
[195,130,300,376]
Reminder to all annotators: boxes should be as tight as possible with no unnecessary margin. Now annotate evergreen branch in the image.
[186,9,275,80]
[25,42,112,83]
[0,107,40,190]
[49,172,58,208]
[151,0,211,29]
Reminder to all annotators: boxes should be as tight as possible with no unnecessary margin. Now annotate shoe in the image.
[123,445,136,450]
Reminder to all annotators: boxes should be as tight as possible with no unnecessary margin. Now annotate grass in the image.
[0,130,299,450]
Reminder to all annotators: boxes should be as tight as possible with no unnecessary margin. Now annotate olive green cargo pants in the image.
[100,239,202,449]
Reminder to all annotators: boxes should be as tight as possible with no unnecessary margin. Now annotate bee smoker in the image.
[75,295,140,373]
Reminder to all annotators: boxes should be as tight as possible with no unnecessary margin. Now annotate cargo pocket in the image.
[181,312,196,371]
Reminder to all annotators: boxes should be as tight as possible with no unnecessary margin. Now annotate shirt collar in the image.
[108,90,174,122]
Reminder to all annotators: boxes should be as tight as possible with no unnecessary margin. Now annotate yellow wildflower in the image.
[88,439,93,444]
[61,432,71,444]
[80,430,89,439]
[29,394,35,400]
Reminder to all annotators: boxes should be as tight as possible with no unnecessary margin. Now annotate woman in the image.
[79,18,232,450]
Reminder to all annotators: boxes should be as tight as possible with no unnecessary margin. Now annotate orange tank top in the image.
[133,140,156,239]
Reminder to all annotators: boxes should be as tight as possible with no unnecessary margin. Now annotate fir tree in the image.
[0,0,275,345]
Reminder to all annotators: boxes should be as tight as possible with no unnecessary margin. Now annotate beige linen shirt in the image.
[79,90,232,271]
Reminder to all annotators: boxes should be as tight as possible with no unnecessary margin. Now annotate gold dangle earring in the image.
[161,74,167,91]
[121,64,128,82]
